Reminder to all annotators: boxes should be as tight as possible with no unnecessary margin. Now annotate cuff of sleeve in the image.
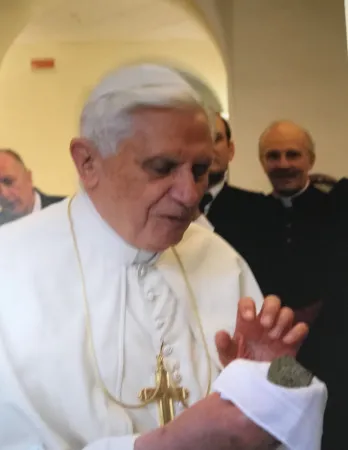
[83,434,139,450]
[212,359,327,450]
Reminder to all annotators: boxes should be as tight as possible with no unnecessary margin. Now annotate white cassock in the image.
[0,191,326,450]
[194,213,214,231]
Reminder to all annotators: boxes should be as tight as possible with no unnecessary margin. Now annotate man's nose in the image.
[171,172,201,207]
[276,154,291,168]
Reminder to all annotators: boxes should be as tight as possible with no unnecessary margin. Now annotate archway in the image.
[0,0,227,195]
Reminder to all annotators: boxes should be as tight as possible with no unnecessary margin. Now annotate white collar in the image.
[201,174,226,215]
[70,190,158,266]
[208,173,227,200]
[274,180,310,208]
[32,191,42,212]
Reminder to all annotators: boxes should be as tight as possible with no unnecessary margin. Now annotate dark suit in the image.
[206,183,266,269]
[257,185,331,309]
[298,178,348,450]
[37,189,65,209]
[207,183,331,310]
[208,181,347,449]
[0,189,65,226]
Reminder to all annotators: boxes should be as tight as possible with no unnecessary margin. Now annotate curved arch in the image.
[0,0,62,65]
[0,0,228,195]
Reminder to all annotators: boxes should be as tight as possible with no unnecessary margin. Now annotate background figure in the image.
[197,116,346,450]
[0,149,64,225]
[298,176,348,450]
[256,120,331,321]
[198,113,264,231]
[200,118,332,321]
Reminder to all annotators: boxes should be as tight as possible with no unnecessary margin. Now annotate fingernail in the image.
[283,334,293,344]
[261,315,272,327]
[242,309,254,320]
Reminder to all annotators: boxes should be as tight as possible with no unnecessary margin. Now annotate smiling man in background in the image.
[254,120,330,319]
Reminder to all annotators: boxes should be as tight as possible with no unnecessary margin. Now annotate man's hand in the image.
[135,393,278,450]
[216,296,309,367]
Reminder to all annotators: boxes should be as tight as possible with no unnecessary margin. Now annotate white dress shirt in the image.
[195,176,226,231]
[32,191,42,212]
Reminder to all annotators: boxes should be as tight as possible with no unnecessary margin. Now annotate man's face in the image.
[73,107,213,252]
[259,127,314,196]
[0,153,34,217]
[210,115,234,174]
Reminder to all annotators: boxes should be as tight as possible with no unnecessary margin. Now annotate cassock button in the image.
[155,319,165,330]
[172,361,180,371]
[287,238,292,244]
[172,371,182,383]
[146,291,156,301]
[138,265,147,279]
[163,346,173,356]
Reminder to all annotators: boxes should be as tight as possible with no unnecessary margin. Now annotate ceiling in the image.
[16,0,210,44]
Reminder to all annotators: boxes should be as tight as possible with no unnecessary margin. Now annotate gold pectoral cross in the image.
[138,347,189,426]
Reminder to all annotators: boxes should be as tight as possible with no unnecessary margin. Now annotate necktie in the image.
[199,192,213,213]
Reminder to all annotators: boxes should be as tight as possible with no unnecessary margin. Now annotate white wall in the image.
[1,0,347,194]
[0,40,227,195]
[196,0,348,192]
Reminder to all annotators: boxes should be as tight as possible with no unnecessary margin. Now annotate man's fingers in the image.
[238,297,257,321]
[282,322,309,346]
[215,330,232,351]
[215,331,238,366]
[268,307,294,339]
[259,295,281,328]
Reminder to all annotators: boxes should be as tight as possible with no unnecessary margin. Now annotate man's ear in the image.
[309,151,316,169]
[70,138,101,189]
[27,170,33,185]
[229,140,235,162]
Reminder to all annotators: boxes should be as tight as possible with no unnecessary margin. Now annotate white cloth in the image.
[194,213,214,231]
[208,178,225,205]
[0,191,323,450]
[213,360,327,450]
[194,177,226,230]
[202,177,225,215]
[32,191,42,213]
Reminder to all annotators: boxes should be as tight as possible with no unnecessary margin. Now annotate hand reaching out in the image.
[216,296,309,367]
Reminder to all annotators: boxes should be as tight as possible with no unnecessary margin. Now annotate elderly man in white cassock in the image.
[0,64,326,450]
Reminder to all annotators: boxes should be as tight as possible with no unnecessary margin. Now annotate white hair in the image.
[80,64,216,157]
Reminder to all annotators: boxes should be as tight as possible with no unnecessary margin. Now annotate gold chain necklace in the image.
[67,196,212,409]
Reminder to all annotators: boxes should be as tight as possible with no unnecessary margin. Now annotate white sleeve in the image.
[213,359,327,450]
[0,404,49,450]
[0,340,138,450]
[82,435,139,450]
[238,256,264,313]
[0,344,64,450]
[0,404,138,450]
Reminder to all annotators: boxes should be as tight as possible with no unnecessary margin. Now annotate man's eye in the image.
[286,150,301,160]
[192,164,209,180]
[266,151,280,161]
[0,178,14,187]
[215,133,224,143]
[151,162,176,176]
